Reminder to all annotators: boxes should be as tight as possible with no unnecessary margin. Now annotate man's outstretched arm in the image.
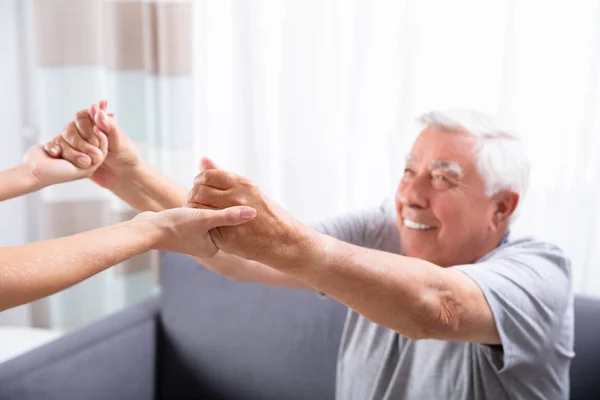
[189,165,501,343]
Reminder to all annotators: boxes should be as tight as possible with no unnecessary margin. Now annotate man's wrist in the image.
[268,227,329,272]
[111,160,188,212]
[109,160,149,192]
[109,161,164,211]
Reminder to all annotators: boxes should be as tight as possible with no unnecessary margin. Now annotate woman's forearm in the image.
[0,218,161,312]
[0,164,41,201]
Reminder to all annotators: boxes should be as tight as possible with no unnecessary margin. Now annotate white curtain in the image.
[15,0,195,329]
[2,0,599,328]
[194,0,600,296]
[0,0,31,327]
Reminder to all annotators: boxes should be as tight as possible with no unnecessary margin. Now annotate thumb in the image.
[199,206,257,229]
[199,157,218,171]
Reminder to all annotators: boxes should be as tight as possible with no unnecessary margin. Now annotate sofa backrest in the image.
[571,295,600,400]
[157,252,347,400]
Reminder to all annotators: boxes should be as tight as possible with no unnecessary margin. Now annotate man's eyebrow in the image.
[431,160,463,176]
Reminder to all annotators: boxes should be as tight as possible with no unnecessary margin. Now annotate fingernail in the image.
[77,156,90,168]
[240,207,257,220]
[49,146,58,156]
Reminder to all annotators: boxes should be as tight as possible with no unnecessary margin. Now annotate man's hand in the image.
[136,206,258,258]
[187,158,313,264]
[45,100,141,190]
[23,122,108,188]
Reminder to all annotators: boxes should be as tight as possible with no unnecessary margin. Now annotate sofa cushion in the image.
[158,252,347,400]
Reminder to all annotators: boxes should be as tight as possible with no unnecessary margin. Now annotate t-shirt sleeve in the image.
[310,200,394,248]
[453,240,572,371]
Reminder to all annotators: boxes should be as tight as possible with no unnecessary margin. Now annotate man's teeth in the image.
[403,219,432,230]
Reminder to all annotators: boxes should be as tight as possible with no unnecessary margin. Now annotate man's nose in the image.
[397,175,429,209]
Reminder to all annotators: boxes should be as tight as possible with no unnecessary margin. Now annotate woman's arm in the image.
[0,111,108,202]
[0,163,40,201]
[0,206,256,312]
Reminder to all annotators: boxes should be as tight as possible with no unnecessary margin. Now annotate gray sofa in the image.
[0,252,598,399]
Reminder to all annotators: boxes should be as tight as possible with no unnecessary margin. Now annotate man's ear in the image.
[492,190,519,228]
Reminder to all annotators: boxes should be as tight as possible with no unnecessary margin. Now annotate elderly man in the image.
[51,103,573,399]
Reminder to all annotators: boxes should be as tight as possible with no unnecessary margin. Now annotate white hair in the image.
[416,109,530,220]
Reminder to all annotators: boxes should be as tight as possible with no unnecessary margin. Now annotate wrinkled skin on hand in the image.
[187,159,313,265]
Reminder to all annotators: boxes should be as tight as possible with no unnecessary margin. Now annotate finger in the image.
[187,185,232,208]
[193,169,238,190]
[88,101,109,120]
[43,142,62,158]
[186,200,217,210]
[199,157,218,171]
[98,101,114,118]
[95,109,121,151]
[54,136,93,169]
[199,206,257,229]
[95,129,109,158]
[62,122,104,166]
[88,103,98,120]
[74,110,100,147]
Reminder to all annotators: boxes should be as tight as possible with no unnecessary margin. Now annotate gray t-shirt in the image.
[313,200,574,400]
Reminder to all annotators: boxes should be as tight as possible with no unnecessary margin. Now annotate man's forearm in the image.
[0,218,160,312]
[111,162,188,212]
[110,163,311,289]
[0,164,41,201]
[195,251,312,290]
[266,232,452,339]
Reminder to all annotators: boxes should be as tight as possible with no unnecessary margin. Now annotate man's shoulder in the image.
[460,235,573,287]
[313,198,400,250]
[487,236,570,269]
[345,198,396,220]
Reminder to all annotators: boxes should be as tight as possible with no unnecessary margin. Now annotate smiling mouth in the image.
[403,218,433,231]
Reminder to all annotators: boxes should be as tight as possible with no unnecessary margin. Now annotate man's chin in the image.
[400,244,443,263]
[401,245,428,260]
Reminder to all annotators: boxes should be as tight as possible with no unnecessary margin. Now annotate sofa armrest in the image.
[0,296,159,400]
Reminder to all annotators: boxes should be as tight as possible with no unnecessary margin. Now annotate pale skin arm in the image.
[0,219,159,312]
[0,164,41,201]
[1,107,108,202]
[0,206,257,312]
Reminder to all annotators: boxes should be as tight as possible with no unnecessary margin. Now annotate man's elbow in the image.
[402,290,462,341]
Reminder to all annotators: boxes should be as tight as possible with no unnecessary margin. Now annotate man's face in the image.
[395,126,507,267]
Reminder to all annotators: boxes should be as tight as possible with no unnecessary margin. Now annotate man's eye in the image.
[432,175,453,188]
